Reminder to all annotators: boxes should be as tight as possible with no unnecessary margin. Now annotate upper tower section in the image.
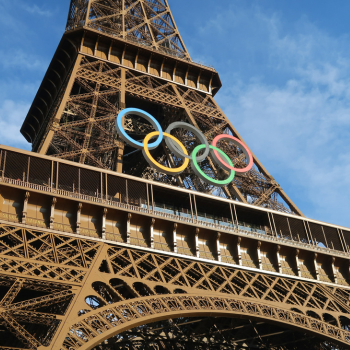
[66,0,191,60]
[19,0,302,215]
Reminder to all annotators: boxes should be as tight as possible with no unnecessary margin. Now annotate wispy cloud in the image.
[0,50,45,71]
[0,100,31,150]
[195,4,350,226]
[21,4,53,17]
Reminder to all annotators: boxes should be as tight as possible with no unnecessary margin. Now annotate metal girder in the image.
[12,0,350,348]
[0,215,347,348]
[37,55,303,214]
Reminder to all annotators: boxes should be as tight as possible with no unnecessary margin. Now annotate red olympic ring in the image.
[211,135,254,173]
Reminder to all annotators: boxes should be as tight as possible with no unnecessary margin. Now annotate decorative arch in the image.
[61,294,350,350]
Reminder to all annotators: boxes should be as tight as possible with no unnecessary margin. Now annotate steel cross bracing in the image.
[66,0,190,60]
[13,0,350,348]
[0,222,349,349]
[0,148,348,348]
[22,53,301,215]
[20,0,303,215]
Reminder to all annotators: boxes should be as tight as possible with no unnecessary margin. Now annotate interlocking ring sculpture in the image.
[116,108,254,187]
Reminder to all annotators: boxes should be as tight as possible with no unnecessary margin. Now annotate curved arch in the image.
[61,294,350,350]
[174,289,187,294]
[154,285,170,295]
[307,310,321,319]
[110,278,135,300]
[133,282,154,297]
[92,281,120,304]
[291,308,303,314]
[84,295,106,310]
[340,316,350,331]
[323,313,339,327]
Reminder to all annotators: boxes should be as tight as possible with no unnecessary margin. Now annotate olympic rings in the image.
[191,145,235,187]
[211,134,253,173]
[115,108,254,186]
[142,131,190,175]
[116,108,163,150]
[165,122,210,161]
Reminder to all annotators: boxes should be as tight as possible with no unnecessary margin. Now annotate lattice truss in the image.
[66,0,190,59]
[92,317,344,350]
[62,245,350,349]
[47,56,300,214]
[49,59,123,170]
[0,222,349,349]
[0,224,100,349]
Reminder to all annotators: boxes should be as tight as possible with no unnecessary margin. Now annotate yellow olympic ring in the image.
[143,131,190,174]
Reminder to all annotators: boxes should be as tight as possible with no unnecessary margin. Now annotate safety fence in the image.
[0,148,349,256]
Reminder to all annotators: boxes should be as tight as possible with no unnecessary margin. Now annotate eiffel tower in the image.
[0,1,348,349]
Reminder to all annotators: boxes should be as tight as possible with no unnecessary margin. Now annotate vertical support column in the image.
[276,245,282,273]
[337,228,346,252]
[303,221,312,245]
[307,222,315,245]
[147,55,152,74]
[231,203,238,229]
[50,161,54,188]
[116,147,124,174]
[2,151,6,180]
[22,192,30,224]
[189,194,194,219]
[197,71,202,90]
[195,228,200,258]
[314,253,319,281]
[172,62,178,81]
[270,213,278,237]
[76,203,82,234]
[126,213,131,244]
[185,66,189,86]
[173,223,177,253]
[50,198,57,229]
[321,226,329,248]
[102,208,107,240]
[193,195,198,221]
[150,218,155,249]
[122,0,125,39]
[331,257,338,284]
[117,67,127,173]
[26,157,30,183]
[257,241,262,270]
[295,249,301,277]
[237,237,242,266]
[151,184,154,213]
[121,45,126,65]
[216,232,221,262]
[160,58,165,78]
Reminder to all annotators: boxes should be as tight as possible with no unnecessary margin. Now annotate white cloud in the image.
[200,5,350,226]
[21,4,53,17]
[0,50,45,71]
[0,100,31,150]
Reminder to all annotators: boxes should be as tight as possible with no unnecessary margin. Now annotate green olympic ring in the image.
[191,145,235,187]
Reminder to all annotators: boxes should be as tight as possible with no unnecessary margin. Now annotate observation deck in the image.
[0,145,349,289]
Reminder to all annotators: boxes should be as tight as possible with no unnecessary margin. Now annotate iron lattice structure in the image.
[21,0,302,215]
[0,222,349,349]
[3,0,348,349]
[0,147,348,349]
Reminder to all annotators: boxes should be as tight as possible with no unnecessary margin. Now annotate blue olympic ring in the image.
[116,108,163,150]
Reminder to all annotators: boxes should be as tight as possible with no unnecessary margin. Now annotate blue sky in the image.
[1,0,350,227]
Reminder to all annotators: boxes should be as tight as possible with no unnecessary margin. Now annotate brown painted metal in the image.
[0,145,348,348]
[0,221,349,349]
[21,0,301,215]
[6,1,350,349]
